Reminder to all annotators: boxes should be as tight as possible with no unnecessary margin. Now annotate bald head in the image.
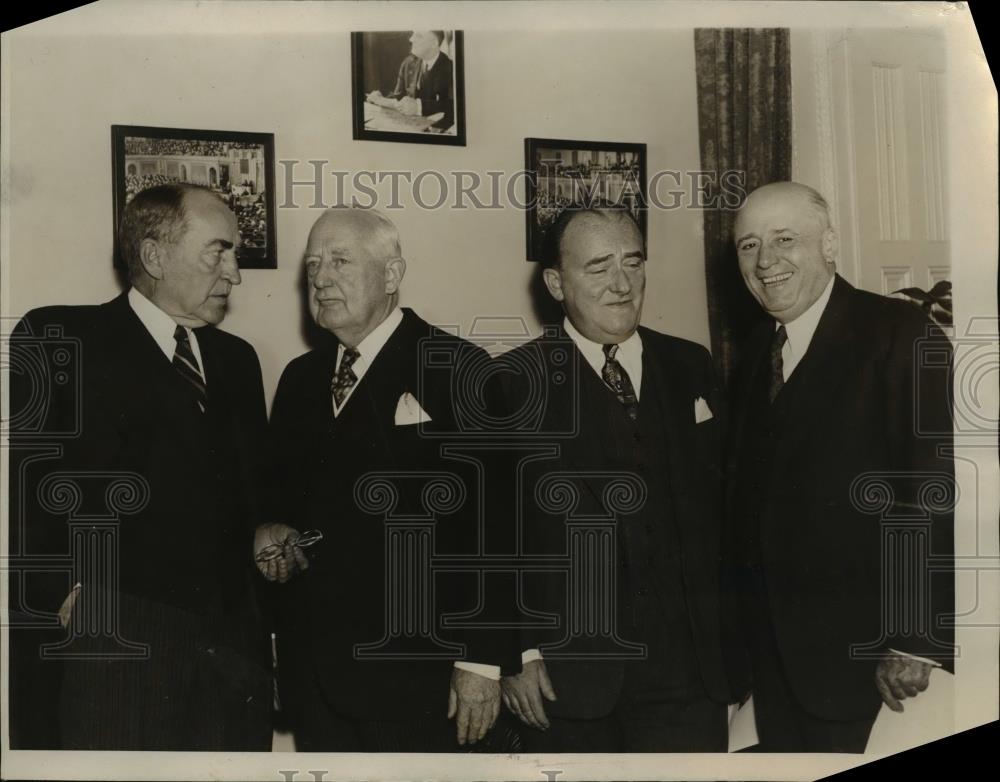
[736,182,832,237]
[304,208,406,346]
[734,181,838,324]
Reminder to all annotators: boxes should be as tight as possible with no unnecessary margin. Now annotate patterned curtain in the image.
[694,28,792,388]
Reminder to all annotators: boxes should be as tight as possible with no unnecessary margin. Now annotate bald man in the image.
[724,182,954,751]
[257,208,517,751]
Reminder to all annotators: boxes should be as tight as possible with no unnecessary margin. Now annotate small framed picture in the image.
[525,137,648,263]
[352,30,466,146]
[111,125,277,269]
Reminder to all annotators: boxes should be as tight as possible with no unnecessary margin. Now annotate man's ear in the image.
[822,228,839,266]
[542,267,565,302]
[384,256,406,295]
[139,238,167,281]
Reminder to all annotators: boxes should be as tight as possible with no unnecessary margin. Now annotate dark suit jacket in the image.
[499,326,734,718]
[8,292,271,748]
[417,51,454,130]
[725,275,955,721]
[270,308,519,722]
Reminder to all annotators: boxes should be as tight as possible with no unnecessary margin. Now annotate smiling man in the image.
[497,205,735,752]
[8,183,272,749]
[725,181,955,751]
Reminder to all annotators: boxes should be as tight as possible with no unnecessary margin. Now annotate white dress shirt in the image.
[128,287,205,374]
[777,273,835,381]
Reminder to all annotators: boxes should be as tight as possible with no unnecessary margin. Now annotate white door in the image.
[827,29,950,296]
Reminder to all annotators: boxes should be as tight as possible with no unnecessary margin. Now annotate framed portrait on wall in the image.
[351,30,466,146]
[525,137,647,263]
[111,125,277,269]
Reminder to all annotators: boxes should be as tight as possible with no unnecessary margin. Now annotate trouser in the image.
[289,670,525,752]
[519,659,727,753]
[743,566,878,753]
[57,591,271,751]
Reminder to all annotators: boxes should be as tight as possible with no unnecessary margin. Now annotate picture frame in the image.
[351,31,466,146]
[525,137,648,263]
[111,124,277,270]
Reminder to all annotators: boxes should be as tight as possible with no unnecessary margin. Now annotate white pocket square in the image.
[694,396,713,424]
[394,392,432,426]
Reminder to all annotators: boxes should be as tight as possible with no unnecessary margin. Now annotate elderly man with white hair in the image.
[256,207,517,751]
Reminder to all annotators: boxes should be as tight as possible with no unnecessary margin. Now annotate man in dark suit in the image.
[259,207,517,751]
[497,205,734,751]
[368,30,454,131]
[726,181,954,751]
[8,183,272,749]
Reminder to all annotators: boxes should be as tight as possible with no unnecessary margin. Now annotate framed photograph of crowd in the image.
[111,125,277,269]
[351,30,466,146]
[525,137,647,263]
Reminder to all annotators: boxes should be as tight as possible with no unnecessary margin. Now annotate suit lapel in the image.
[769,275,859,472]
[638,331,709,559]
[329,309,423,470]
[726,326,771,510]
[105,294,200,422]
[549,335,616,510]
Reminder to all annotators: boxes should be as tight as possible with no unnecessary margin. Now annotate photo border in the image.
[110,124,278,270]
[351,31,467,147]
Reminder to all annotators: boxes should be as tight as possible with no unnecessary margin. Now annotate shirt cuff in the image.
[888,648,942,667]
[453,661,501,680]
[522,648,543,664]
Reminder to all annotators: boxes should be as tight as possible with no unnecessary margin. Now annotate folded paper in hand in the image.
[866,669,955,754]
[727,696,759,752]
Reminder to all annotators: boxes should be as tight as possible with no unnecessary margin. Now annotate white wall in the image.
[5,26,710,407]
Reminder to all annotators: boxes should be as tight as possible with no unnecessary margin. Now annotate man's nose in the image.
[222,255,242,286]
[312,259,336,287]
[757,243,778,270]
[609,263,632,294]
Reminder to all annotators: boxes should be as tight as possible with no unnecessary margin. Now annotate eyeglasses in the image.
[255,529,324,563]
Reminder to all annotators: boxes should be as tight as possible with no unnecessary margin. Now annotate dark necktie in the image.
[768,325,788,403]
[601,343,638,421]
[331,347,360,408]
[172,325,207,412]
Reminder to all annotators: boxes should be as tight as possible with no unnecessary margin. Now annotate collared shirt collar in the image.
[777,272,835,380]
[562,316,644,400]
[333,306,404,414]
[127,286,205,372]
[422,51,441,72]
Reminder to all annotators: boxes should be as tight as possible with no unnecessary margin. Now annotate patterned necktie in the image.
[331,347,361,408]
[172,325,207,412]
[768,325,788,403]
[601,343,638,421]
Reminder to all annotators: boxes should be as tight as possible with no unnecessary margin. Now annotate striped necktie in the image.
[173,325,207,412]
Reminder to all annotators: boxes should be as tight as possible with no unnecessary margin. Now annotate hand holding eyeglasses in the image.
[253,523,323,583]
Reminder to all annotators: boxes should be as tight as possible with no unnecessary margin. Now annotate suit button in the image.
[637,463,646,472]
[645,523,654,533]
[633,432,641,442]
